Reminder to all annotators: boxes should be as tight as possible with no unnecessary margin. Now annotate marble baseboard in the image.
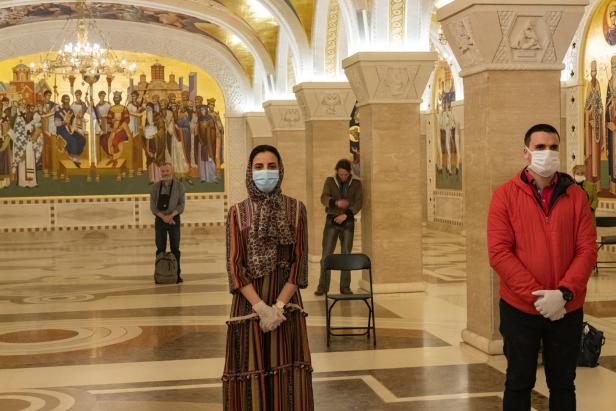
[0,194,227,232]
[461,328,503,355]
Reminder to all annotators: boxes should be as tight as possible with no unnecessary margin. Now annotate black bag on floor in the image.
[154,252,178,284]
[577,321,605,368]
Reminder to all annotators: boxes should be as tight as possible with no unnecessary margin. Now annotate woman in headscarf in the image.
[222,145,313,410]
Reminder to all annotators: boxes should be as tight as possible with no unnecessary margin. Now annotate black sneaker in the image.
[314,288,325,296]
[176,276,184,284]
[340,289,353,295]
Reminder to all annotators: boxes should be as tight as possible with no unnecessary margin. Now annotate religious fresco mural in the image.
[581,0,616,197]
[0,51,225,197]
[432,60,460,190]
[348,102,360,177]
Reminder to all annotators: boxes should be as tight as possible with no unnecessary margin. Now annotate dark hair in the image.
[249,145,282,166]
[524,124,560,147]
[335,159,352,172]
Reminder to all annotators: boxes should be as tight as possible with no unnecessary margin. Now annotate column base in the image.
[461,328,503,355]
[359,280,426,294]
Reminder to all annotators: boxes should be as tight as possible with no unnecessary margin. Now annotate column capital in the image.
[342,51,438,107]
[242,111,272,139]
[262,100,305,131]
[292,82,356,121]
[437,0,587,77]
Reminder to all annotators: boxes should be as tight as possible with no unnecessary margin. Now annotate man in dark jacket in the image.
[315,159,362,295]
[150,162,186,283]
[487,124,596,410]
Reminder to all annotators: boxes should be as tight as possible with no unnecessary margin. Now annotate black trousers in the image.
[155,215,181,276]
[318,216,354,292]
[499,299,583,411]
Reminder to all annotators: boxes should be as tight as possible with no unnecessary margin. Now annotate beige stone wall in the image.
[464,70,562,342]
[361,103,423,286]
[0,194,227,232]
[274,130,307,205]
[305,120,350,259]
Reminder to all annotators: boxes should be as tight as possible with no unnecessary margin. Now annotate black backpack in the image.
[154,252,178,284]
[577,322,605,367]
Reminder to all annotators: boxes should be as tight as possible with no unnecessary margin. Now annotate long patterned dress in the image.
[223,195,314,411]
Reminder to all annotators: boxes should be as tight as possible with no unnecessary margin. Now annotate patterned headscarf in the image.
[245,152,295,277]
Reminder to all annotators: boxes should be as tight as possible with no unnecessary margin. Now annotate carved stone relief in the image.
[282,108,301,128]
[448,17,483,67]
[374,65,419,99]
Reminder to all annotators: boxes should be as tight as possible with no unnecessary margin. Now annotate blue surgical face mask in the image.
[252,170,279,193]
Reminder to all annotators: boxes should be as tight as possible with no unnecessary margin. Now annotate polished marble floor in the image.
[1,226,616,410]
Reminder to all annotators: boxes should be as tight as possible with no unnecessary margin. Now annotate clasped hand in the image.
[532,290,566,321]
[252,300,286,333]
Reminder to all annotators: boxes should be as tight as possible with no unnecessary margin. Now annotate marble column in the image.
[263,100,307,204]
[225,113,250,208]
[343,52,437,293]
[293,82,356,261]
[438,0,587,354]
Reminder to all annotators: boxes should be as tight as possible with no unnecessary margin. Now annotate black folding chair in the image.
[595,216,616,274]
[322,253,376,347]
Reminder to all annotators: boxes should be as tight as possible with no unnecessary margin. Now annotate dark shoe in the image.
[176,276,184,284]
[340,289,353,295]
[314,288,325,296]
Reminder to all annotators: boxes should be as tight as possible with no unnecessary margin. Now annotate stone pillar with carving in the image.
[225,113,250,208]
[263,100,307,204]
[343,52,437,293]
[244,112,273,148]
[438,0,587,354]
[293,83,356,260]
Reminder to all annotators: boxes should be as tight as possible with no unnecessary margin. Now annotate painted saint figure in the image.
[606,56,616,194]
[207,98,225,173]
[144,94,166,183]
[54,94,86,167]
[195,96,217,183]
[165,98,189,176]
[176,93,194,184]
[128,90,146,174]
[0,97,12,188]
[101,91,131,167]
[605,7,616,45]
[585,59,604,187]
[39,90,57,177]
[10,102,42,188]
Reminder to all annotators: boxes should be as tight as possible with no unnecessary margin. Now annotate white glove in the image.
[252,300,286,333]
[532,290,566,320]
[548,307,566,322]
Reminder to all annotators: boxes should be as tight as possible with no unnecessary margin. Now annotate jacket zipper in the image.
[524,186,566,288]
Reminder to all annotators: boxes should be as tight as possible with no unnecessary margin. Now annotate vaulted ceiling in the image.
[0,1,454,111]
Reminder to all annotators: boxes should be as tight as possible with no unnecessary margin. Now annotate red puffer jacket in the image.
[487,170,596,315]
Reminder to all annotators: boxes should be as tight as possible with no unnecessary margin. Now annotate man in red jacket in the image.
[487,123,596,411]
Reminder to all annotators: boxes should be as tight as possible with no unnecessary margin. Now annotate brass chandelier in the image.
[29,0,136,82]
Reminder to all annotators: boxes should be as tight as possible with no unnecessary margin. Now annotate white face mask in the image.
[574,175,586,183]
[527,148,560,178]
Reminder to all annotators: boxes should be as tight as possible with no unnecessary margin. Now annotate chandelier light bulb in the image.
[33,0,135,79]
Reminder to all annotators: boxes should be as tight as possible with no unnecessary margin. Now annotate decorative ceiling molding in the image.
[0,0,276,79]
